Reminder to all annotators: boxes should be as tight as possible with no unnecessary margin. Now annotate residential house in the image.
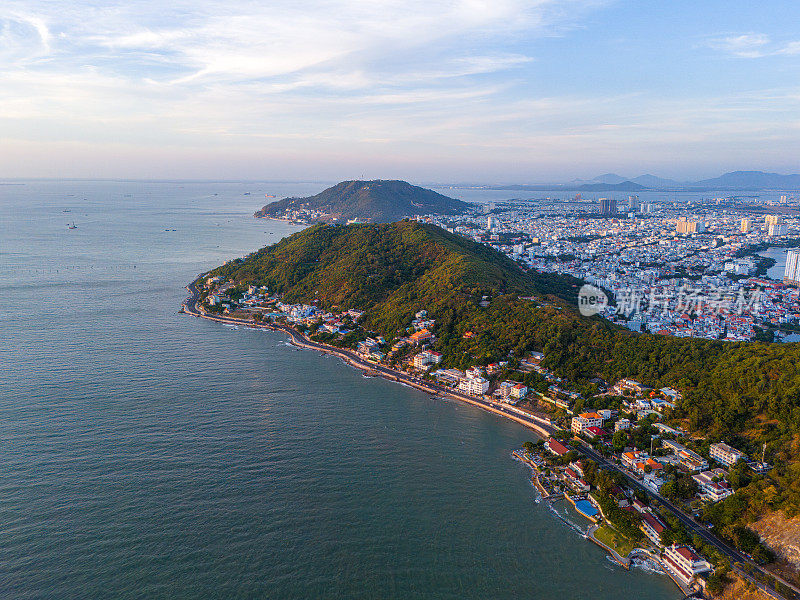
[564,467,590,492]
[692,469,734,502]
[409,329,433,344]
[641,513,668,547]
[622,450,649,470]
[510,383,528,399]
[643,472,665,494]
[571,412,604,435]
[546,439,570,457]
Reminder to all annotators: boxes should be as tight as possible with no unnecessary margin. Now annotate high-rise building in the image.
[740,219,751,233]
[676,217,704,234]
[765,214,782,226]
[768,222,788,237]
[784,249,800,286]
[627,195,640,212]
[487,215,499,230]
[599,197,617,215]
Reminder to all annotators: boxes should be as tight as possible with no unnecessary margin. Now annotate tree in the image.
[662,473,698,502]
[705,571,730,596]
[612,430,628,452]
[729,460,752,489]
[582,459,598,486]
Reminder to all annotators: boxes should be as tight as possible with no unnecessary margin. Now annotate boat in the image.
[67,222,77,229]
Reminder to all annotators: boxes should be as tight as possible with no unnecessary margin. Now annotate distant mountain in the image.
[575,181,648,192]
[255,180,472,223]
[490,180,648,192]
[630,174,681,188]
[591,173,628,184]
[693,171,800,190]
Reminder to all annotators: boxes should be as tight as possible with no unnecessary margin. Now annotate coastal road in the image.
[578,443,800,600]
[182,280,557,440]
[182,279,799,598]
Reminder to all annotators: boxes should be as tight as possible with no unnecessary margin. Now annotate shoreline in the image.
[181,284,555,440]
[182,284,689,597]
[512,449,683,591]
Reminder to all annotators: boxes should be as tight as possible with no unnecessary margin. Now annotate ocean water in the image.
[0,180,679,599]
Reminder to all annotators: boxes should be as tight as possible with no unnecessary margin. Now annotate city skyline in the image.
[2,1,800,181]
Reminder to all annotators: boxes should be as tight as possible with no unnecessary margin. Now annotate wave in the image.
[547,501,587,537]
[630,556,664,575]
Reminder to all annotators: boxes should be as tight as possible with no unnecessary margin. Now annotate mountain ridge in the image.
[255,179,472,223]
[493,170,800,191]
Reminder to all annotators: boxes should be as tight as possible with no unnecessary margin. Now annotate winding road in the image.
[182,280,556,440]
[182,279,799,600]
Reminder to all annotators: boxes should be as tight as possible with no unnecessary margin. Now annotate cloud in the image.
[0,1,598,119]
[707,33,770,58]
[2,1,799,180]
[707,33,800,58]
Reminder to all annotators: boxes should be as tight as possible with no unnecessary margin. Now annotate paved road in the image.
[183,279,798,600]
[578,442,800,600]
[182,280,556,439]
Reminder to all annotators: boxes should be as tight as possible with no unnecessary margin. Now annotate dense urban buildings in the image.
[415,192,800,343]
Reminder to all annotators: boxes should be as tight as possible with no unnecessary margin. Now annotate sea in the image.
[0,180,681,599]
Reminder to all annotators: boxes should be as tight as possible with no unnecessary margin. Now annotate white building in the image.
[784,249,800,286]
[459,375,489,396]
[692,469,734,502]
[412,350,443,370]
[642,472,664,494]
[662,545,713,586]
[571,412,604,434]
[709,442,747,467]
[768,222,788,237]
[615,418,631,432]
[433,368,464,386]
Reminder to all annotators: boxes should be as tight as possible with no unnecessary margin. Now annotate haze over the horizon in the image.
[2,0,800,182]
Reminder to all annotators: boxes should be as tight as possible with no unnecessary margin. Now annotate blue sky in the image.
[1,0,799,182]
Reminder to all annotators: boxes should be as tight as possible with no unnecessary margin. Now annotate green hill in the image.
[210,221,579,337]
[254,180,472,223]
[208,221,800,528]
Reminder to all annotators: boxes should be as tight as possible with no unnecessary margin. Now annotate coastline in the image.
[181,282,554,440]
[512,448,681,590]
[181,282,686,597]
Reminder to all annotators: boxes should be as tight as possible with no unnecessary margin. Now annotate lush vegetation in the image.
[210,221,800,530]
[255,180,472,222]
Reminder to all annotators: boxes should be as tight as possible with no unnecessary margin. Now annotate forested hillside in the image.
[210,221,800,520]
[255,180,472,222]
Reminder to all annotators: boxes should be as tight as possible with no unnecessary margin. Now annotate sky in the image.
[1,0,800,182]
